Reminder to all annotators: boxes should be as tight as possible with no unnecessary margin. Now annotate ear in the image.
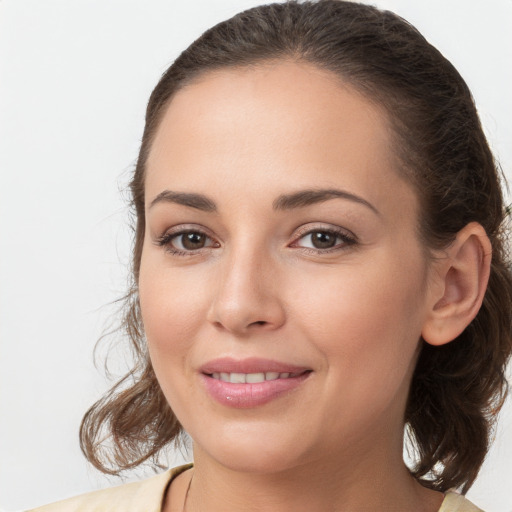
[422,222,492,346]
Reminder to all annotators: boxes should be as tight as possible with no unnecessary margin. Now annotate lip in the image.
[199,357,312,408]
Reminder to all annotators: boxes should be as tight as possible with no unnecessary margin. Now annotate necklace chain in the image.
[182,472,193,512]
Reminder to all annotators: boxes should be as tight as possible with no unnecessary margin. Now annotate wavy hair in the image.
[80,0,512,493]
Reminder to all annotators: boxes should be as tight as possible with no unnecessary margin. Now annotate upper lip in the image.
[200,357,311,375]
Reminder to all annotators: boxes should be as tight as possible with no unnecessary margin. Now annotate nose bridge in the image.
[208,234,285,333]
[225,241,263,293]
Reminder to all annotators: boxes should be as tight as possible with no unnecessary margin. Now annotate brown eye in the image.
[310,231,337,249]
[180,232,207,250]
[299,230,339,249]
[169,231,214,251]
[156,228,219,255]
[293,228,357,252]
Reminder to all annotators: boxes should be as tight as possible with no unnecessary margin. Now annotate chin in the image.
[192,421,312,474]
[212,448,304,475]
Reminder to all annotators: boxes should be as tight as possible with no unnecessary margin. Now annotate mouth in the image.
[200,356,311,375]
[199,358,312,408]
[207,371,306,383]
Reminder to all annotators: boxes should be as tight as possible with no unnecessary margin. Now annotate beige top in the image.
[28,464,484,512]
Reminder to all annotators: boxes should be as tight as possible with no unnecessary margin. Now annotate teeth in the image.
[230,372,246,383]
[210,371,298,382]
[246,372,265,383]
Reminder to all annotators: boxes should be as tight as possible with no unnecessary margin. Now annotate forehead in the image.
[145,60,416,218]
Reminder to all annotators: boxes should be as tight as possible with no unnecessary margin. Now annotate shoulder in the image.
[438,491,485,512]
[27,464,193,512]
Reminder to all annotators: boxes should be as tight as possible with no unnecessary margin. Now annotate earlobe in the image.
[422,222,492,346]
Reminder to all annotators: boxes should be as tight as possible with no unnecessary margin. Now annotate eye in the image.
[301,231,339,249]
[292,227,357,252]
[156,229,218,255]
[173,231,212,250]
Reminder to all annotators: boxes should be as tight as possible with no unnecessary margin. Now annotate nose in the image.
[206,246,286,335]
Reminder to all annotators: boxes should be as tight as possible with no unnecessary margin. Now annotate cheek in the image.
[297,249,427,387]
[138,259,211,422]
[138,255,209,364]
[301,251,425,327]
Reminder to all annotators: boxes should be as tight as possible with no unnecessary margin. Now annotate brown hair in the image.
[80,0,512,493]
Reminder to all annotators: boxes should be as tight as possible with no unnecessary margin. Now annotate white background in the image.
[1,1,511,510]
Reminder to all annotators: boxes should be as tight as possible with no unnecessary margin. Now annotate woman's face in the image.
[139,61,435,472]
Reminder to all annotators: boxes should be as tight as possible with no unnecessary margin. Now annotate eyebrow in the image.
[149,190,217,212]
[149,188,379,215]
[273,188,380,215]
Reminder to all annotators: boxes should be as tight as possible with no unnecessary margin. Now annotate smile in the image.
[209,371,304,383]
[200,360,312,408]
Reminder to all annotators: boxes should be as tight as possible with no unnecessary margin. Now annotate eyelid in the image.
[290,224,358,252]
[292,223,357,241]
[153,222,357,256]
[154,224,220,255]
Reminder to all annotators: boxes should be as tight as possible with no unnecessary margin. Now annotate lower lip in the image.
[201,372,311,408]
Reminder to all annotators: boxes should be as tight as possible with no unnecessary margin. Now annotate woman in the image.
[29,1,511,511]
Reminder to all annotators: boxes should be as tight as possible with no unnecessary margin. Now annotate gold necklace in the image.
[182,472,193,512]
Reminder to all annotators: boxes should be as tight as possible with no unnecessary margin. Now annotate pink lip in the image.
[199,358,312,408]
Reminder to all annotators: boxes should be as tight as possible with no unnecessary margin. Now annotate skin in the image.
[139,61,450,511]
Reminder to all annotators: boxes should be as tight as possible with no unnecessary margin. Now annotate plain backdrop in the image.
[1,1,511,510]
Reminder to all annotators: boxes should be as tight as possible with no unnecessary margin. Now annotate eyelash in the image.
[155,226,357,257]
[155,228,219,256]
[291,226,357,254]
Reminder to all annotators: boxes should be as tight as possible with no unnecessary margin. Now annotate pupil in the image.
[182,232,205,250]
[312,231,335,249]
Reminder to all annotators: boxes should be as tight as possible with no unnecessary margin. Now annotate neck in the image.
[183,439,443,512]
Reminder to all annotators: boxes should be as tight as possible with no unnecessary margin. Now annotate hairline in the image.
[140,56,431,249]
